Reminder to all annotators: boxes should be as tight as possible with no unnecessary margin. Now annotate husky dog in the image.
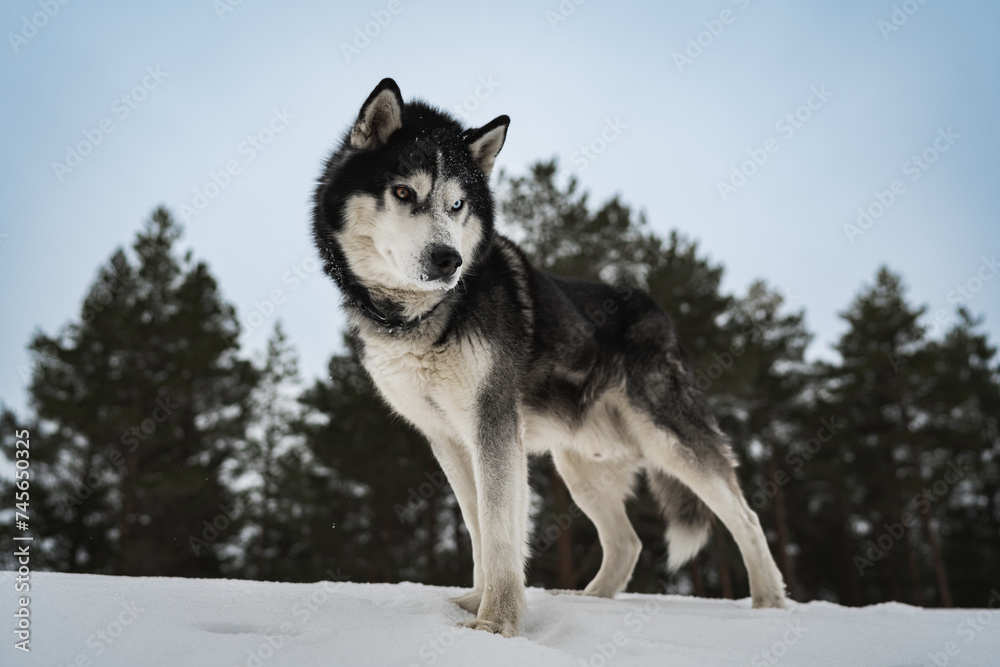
[312,79,786,637]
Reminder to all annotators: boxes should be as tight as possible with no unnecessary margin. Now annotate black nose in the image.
[429,245,463,278]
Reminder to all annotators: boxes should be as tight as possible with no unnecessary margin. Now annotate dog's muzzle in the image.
[426,245,463,281]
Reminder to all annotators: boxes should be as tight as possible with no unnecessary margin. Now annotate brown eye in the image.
[394,186,410,200]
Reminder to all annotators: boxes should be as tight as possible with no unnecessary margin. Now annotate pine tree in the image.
[918,309,1000,606]
[814,267,934,605]
[9,208,256,577]
[231,321,305,580]
[712,281,812,600]
[499,160,654,285]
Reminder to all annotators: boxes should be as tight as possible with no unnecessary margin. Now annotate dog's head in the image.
[313,78,509,309]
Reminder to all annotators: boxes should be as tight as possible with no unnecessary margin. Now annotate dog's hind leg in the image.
[552,449,642,597]
[634,415,786,608]
[620,319,786,608]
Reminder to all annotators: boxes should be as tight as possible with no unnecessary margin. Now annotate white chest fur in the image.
[360,329,494,447]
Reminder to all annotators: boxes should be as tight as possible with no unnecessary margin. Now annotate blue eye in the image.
[451,200,463,211]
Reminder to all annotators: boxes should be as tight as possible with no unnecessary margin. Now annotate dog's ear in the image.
[465,115,509,177]
[350,78,404,151]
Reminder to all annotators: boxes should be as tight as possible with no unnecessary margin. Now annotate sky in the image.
[1,0,998,416]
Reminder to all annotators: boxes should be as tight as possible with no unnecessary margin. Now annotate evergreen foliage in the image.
[3,169,997,608]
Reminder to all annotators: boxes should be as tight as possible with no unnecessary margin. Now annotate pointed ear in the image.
[350,78,404,151]
[465,115,510,177]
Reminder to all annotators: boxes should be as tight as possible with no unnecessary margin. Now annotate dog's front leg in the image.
[460,399,528,638]
[429,438,486,613]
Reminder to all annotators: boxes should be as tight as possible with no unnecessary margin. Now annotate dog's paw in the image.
[547,587,613,598]
[449,589,483,615]
[752,592,788,609]
[459,616,517,638]
[581,582,620,598]
[459,593,521,638]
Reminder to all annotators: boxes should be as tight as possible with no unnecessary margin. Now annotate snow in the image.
[2,571,999,666]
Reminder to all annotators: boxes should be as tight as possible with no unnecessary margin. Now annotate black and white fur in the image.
[312,78,786,637]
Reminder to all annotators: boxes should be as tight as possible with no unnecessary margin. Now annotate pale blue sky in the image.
[1,0,998,415]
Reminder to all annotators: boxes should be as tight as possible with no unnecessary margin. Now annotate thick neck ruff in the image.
[351,291,446,332]
[329,258,450,333]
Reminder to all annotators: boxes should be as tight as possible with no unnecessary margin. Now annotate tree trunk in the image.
[257,434,276,580]
[920,511,953,607]
[72,452,99,573]
[454,498,470,582]
[713,521,734,599]
[425,488,437,583]
[768,449,796,598]
[119,393,149,575]
[886,542,903,602]
[690,556,705,598]
[904,528,925,606]
[551,469,576,589]
[572,543,603,586]
[839,510,862,606]
[379,474,395,583]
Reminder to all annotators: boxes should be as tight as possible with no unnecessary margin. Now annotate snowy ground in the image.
[2,571,999,666]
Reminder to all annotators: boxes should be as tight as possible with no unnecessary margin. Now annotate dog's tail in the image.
[648,471,713,572]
